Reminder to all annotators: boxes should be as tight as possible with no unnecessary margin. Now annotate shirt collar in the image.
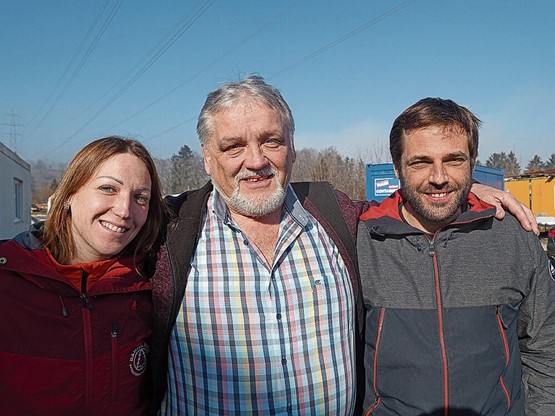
[211,184,311,229]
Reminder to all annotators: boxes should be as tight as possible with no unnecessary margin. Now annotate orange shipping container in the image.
[504,172,555,219]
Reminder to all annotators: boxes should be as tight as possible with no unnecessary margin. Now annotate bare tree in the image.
[291,146,367,199]
[165,145,209,195]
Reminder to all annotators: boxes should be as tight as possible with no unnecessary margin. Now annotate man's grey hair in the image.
[196,75,295,146]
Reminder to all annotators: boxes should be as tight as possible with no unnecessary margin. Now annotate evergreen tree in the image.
[525,154,545,172]
[485,152,508,170]
[485,151,520,176]
[545,153,555,170]
[504,151,521,176]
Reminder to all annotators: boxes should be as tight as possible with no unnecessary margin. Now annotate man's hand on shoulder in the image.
[471,183,538,235]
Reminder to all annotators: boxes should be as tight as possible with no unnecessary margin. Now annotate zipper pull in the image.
[111,322,119,338]
[428,239,436,257]
[58,295,69,317]
[80,294,94,310]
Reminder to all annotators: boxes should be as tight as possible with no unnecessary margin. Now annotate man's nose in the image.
[244,145,268,170]
[429,162,448,186]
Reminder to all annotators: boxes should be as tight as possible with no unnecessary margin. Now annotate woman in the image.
[0,136,164,415]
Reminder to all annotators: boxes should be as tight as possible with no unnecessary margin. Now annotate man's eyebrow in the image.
[407,151,468,161]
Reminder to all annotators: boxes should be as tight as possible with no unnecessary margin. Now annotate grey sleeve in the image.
[518,236,555,416]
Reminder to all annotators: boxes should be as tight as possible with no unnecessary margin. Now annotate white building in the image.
[0,141,31,239]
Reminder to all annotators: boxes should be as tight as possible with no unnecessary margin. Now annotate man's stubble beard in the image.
[399,171,472,225]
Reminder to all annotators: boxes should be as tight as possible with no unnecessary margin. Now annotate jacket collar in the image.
[360,190,497,236]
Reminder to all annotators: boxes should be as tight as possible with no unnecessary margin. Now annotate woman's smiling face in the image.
[68,152,152,264]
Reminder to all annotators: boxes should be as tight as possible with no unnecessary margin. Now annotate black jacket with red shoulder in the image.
[357,191,555,416]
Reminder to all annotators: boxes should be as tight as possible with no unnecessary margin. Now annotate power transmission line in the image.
[44,0,214,158]
[145,0,416,143]
[108,3,298,131]
[2,110,23,154]
[270,0,417,79]
[26,0,123,139]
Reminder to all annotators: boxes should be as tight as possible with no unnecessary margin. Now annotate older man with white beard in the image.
[149,77,538,416]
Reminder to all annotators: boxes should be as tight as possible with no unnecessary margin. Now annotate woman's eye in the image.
[135,194,149,205]
[99,185,116,193]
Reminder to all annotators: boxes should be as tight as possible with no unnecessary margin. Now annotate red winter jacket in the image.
[0,225,152,416]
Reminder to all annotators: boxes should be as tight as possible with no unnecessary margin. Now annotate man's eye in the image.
[446,159,467,166]
[264,139,281,148]
[224,144,242,152]
[410,161,429,169]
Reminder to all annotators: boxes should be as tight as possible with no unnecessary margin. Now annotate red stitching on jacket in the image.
[365,307,385,416]
[496,308,511,411]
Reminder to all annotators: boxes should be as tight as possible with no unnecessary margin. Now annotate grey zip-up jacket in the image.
[357,191,555,416]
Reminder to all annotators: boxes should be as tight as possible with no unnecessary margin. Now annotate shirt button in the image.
[281,357,287,365]
[276,313,282,320]
[287,404,292,413]
[243,239,248,245]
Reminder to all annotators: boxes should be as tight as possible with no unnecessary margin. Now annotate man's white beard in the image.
[215,166,287,218]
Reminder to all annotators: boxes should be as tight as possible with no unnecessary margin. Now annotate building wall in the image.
[0,142,32,239]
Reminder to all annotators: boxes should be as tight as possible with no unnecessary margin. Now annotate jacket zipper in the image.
[80,271,94,409]
[429,238,449,416]
[111,322,119,401]
[82,305,93,409]
[496,307,511,411]
[426,214,495,416]
[365,307,385,416]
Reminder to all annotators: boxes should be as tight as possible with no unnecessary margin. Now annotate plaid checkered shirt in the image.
[160,186,355,415]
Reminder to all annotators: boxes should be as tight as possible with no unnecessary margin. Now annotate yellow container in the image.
[505,173,555,232]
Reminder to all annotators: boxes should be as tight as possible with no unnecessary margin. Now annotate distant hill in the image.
[30,160,66,204]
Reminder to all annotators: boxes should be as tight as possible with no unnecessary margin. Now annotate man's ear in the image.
[393,164,400,179]
[201,145,211,176]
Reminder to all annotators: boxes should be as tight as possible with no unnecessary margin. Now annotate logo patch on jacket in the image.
[549,257,555,282]
[129,342,149,376]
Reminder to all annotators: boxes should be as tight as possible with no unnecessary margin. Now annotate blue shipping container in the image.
[366,163,504,202]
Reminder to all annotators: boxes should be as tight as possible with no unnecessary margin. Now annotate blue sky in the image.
[1,1,554,167]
